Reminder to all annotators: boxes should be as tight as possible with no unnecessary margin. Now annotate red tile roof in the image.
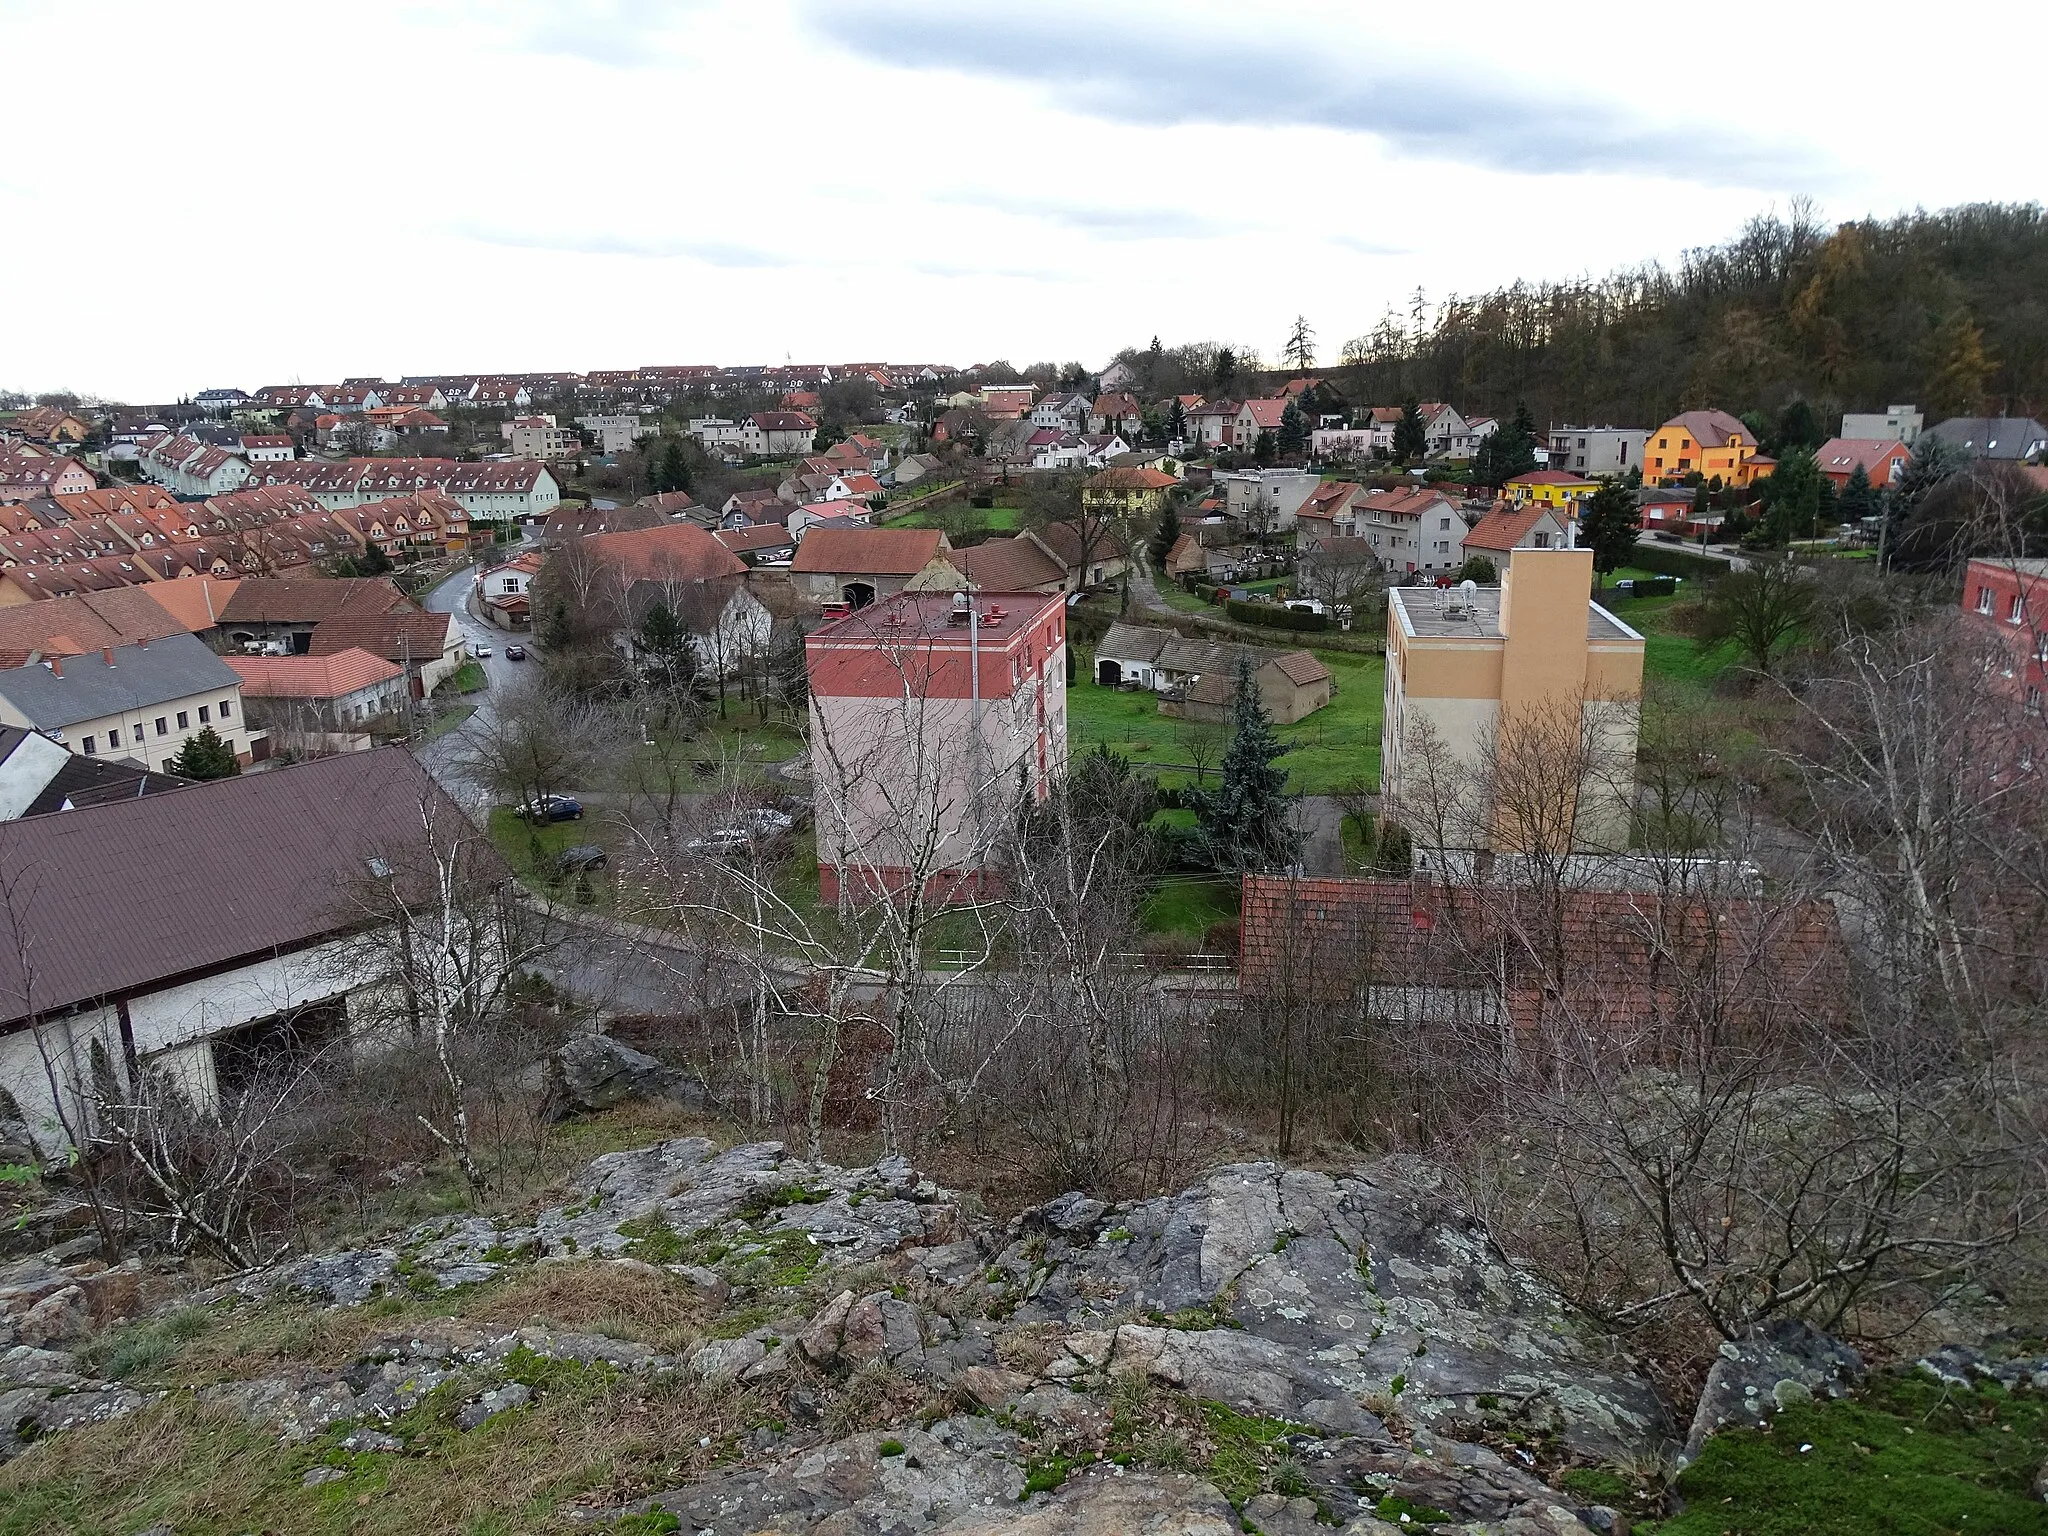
[228,646,404,698]
[1461,503,1557,553]
[578,521,748,583]
[1240,876,1846,1036]
[791,525,946,576]
[1239,399,1288,431]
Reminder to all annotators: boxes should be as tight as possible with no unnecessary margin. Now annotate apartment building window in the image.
[2037,632,2048,665]
[176,710,189,729]
[155,718,168,736]
[2030,687,2044,718]
[2011,595,2028,625]
[1978,587,1995,614]
[108,728,121,748]
[82,736,96,755]
[198,705,210,723]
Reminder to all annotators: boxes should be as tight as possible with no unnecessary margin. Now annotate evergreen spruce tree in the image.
[1165,397,1186,442]
[1150,495,1182,568]
[1194,654,1302,873]
[1577,477,1641,581]
[1837,464,1875,527]
[660,439,692,495]
[1393,398,1429,462]
[167,725,240,781]
[1278,399,1308,458]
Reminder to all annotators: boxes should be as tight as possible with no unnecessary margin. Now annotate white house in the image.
[576,414,651,454]
[0,750,495,1149]
[1217,468,1319,532]
[138,434,252,498]
[0,634,254,772]
[239,435,296,463]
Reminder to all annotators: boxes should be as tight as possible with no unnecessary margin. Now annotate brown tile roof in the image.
[633,491,700,515]
[0,748,499,1027]
[0,587,194,655]
[544,504,666,541]
[791,525,946,576]
[1084,467,1177,491]
[1660,409,1749,448]
[1239,876,1846,1035]
[228,647,404,698]
[1461,503,1555,553]
[1028,519,1127,569]
[578,522,748,583]
[308,609,458,665]
[218,577,408,625]
[1271,650,1330,687]
[949,536,1067,591]
[1239,399,1288,431]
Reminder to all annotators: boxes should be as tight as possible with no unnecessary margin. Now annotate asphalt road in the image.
[414,548,533,811]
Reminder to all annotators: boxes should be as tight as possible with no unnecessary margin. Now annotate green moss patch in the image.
[1646,1371,2048,1535]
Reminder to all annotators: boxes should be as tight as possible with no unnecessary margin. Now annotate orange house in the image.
[1646,410,1766,487]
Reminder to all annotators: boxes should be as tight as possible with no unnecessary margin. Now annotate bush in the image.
[1225,599,1328,633]
[1629,544,1726,583]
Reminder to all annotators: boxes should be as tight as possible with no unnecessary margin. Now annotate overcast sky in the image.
[3,0,2036,402]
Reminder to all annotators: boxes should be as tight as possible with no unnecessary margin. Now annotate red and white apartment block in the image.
[804,589,1069,903]
[1962,555,2048,715]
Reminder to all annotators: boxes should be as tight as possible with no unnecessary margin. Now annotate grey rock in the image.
[201,1370,363,1442]
[1682,1320,1862,1464]
[1244,1492,1332,1536]
[0,1383,148,1460]
[1012,1385,1102,1433]
[302,1466,348,1488]
[552,1032,701,1114]
[1006,1161,1673,1462]
[456,1381,533,1430]
[338,1427,405,1453]
[1035,1192,1109,1235]
[879,1295,925,1368]
[690,1336,767,1383]
[956,1364,1035,1412]
[0,1344,89,1389]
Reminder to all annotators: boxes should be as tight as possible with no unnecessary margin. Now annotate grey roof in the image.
[1096,622,1173,664]
[0,748,498,1026]
[0,633,241,731]
[1923,417,2048,461]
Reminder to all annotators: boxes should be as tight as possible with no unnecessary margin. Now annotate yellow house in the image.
[1503,470,1598,509]
[1080,466,1177,525]
[1645,410,1767,487]
[1382,546,1645,854]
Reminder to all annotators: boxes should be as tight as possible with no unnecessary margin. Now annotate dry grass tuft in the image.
[464,1260,708,1353]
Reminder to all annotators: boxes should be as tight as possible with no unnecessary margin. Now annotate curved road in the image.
[415,547,530,812]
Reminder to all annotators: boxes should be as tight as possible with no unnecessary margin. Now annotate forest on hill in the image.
[1109,202,2048,430]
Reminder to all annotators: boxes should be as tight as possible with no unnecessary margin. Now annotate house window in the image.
[1978,587,1995,615]
[219,699,233,718]
[108,728,121,748]
[156,717,168,736]
[198,705,210,723]
[2011,595,2027,625]
[1533,532,1551,548]
[82,735,96,755]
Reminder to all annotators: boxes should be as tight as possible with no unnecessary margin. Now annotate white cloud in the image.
[0,0,2036,399]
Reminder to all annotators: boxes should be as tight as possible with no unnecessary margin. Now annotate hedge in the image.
[1225,598,1328,633]
[1628,543,1727,582]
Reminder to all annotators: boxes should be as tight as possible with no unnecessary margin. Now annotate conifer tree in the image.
[167,725,239,781]
[1195,655,1302,872]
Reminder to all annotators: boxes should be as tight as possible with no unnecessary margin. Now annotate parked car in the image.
[514,794,583,822]
[505,644,527,660]
[555,845,607,873]
[685,806,794,853]
[472,644,493,658]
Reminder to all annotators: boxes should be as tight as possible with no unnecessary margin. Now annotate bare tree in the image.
[1296,538,1388,627]
[333,794,556,1194]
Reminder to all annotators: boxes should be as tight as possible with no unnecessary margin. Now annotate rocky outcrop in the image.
[994,1162,1673,1462]
[4,1139,1696,1528]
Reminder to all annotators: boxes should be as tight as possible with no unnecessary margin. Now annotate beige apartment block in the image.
[1382,547,1644,853]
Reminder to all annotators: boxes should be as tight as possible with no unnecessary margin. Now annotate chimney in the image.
[49,656,61,677]
[103,646,115,666]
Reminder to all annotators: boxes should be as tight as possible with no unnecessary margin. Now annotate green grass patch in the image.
[1199,1401,1313,1505]
[1069,646,1383,795]
[446,660,489,695]
[486,809,606,896]
[1646,1371,2048,1536]
[418,703,477,742]
[1151,578,1215,615]
[1142,877,1238,939]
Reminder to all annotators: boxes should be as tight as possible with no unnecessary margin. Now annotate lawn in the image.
[1142,875,1239,939]
[445,661,488,695]
[486,807,612,903]
[1151,577,1214,615]
[1068,646,1384,795]
[884,503,1021,532]
[1600,586,1742,691]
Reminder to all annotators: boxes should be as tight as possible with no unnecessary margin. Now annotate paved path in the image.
[414,545,534,811]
